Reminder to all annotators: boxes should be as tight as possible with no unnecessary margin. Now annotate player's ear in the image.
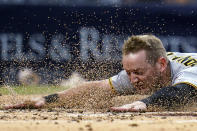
[156,57,167,72]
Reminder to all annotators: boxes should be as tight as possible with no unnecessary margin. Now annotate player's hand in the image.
[3,97,46,109]
[110,101,147,112]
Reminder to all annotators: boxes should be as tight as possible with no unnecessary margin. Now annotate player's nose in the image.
[129,74,139,83]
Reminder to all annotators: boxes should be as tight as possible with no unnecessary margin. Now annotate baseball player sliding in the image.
[4,34,197,112]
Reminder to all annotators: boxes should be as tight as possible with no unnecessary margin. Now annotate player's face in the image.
[122,50,162,94]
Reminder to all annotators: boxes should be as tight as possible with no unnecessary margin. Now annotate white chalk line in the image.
[0,119,197,124]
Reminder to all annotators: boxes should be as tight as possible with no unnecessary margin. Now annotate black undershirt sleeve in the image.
[141,83,197,109]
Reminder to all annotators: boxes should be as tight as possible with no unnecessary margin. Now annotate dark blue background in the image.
[0,5,197,84]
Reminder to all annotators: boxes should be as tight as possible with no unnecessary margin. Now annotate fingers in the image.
[110,107,138,112]
[3,101,37,110]
[2,98,45,110]
[3,103,26,110]
[110,101,147,112]
[3,105,13,110]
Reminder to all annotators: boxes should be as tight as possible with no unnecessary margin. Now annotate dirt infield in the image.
[0,110,197,131]
[0,95,197,131]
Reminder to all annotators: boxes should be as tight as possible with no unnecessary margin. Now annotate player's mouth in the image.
[133,82,152,94]
[133,81,145,89]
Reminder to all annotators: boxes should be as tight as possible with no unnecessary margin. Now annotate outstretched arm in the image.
[4,79,116,109]
[111,83,197,112]
[58,79,115,99]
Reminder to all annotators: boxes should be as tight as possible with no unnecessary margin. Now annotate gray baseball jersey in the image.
[109,52,197,94]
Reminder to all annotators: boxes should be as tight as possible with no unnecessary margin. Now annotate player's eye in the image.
[133,71,144,75]
[126,71,131,76]
[126,70,144,76]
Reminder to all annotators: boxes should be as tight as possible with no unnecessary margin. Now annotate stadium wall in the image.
[0,5,197,84]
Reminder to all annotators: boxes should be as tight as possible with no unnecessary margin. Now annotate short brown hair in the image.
[122,34,167,64]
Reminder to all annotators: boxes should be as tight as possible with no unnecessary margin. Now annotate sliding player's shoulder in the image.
[167,52,197,67]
